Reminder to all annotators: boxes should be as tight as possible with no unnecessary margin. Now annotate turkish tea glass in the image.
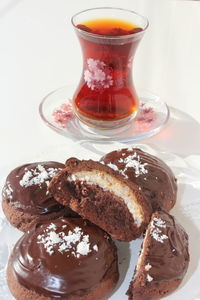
[71,7,149,129]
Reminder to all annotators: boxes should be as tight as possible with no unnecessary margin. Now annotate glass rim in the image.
[71,7,149,40]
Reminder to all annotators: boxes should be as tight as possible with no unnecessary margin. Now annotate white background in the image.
[0,0,200,164]
[0,2,200,299]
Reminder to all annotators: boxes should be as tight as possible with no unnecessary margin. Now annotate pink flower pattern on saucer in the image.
[134,104,156,132]
[52,102,74,127]
[52,101,156,130]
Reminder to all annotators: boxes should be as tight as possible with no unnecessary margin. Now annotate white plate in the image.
[0,142,200,300]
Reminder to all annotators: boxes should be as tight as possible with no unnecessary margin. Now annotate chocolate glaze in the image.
[10,217,118,298]
[127,210,189,300]
[100,148,177,212]
[145,211,189,282]
[65,157,80,168]
[49,159,152,241]
[2,162,65,215]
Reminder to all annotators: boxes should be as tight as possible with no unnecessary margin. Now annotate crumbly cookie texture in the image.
[49,159,152,241]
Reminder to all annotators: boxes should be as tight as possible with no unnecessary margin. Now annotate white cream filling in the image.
[67,170,143,226]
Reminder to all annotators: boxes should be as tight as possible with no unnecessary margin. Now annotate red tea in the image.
[73,18,143,125]
[76,18,143,36]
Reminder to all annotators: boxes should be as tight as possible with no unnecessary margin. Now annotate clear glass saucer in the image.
[39,85,169,142]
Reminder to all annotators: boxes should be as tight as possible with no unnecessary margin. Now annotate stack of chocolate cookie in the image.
[1,148,190,300]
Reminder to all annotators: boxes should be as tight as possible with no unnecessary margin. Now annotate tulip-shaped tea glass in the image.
[72,7,148,129]
[39,7,169,141]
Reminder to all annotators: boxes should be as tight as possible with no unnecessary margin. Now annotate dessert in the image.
[100,148,177,212]
[3,150,190,300]
[7,217,119,300]
[49,159,152,241]
[2,161,78,232]
[127,210,189,300]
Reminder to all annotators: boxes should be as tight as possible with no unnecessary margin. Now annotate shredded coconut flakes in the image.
[153,217,166,228]
[3,182,13,199]
[37,223,98,258]
[150,217,168,243]
[107,163,119,172]
[145,263,152,271]
[147,274,153,282]
[93,245,98,252]
[19,164,61,188]
[118,152,148,177]
[105,151,148,179]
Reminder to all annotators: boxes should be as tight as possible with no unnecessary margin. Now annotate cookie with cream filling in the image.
[49,159,152,241]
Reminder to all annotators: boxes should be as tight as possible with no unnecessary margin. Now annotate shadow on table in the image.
[79,107,200,157]
[146,107,200,156]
